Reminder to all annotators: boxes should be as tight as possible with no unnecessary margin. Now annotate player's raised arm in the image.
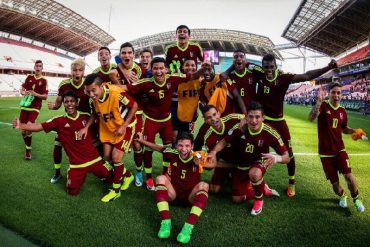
[190,61,212,80]
[13,118,44,132]
[48,95,62,110]
[292,59,338,83]
[309,85,325,121]
[135,132,164,152]
[109,69,122,85]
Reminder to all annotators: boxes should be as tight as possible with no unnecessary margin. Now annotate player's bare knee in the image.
[249,168,262,182]
[156,175,167,185]
[198,182,209,192]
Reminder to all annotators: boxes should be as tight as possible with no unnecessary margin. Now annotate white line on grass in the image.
[0,121,12,126]
[294,152,370,156]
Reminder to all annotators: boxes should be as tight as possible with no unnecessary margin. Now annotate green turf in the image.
[0,97,369,246]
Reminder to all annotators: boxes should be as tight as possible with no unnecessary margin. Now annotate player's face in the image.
[204,107,221,130]
[182,60,197,74]
[176,139,193,159]
[233,52,246,72]
[98,49,111,68]
[85,83,103,101]
[34,62,43,74]
[71,64,84,83]
[262,60,276,79]
[120,47,134,67]
[247,110,264,132]
[140,52,152,70]
[176,28,190,46]
[329,86,342,106]
[63,96,77,116]
[203,67,215,82]
[152,62,167,83]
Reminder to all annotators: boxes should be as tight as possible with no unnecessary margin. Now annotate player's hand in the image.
[262,153,282,167]
[134,132,144,143]
[352,128,368,141]
[123,70,139,84]
[239,118,247,131]
[12,118,20,129]
[220,72,229,82]
[78,127,88,140]
[328,59,338,70]
[317,85,324,102]
[114,125,126,136]
[206,150,217,164]
[47,101,55,110]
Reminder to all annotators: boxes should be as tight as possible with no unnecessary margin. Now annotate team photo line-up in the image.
[13,25,367,244]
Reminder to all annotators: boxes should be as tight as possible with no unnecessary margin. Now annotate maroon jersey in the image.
[41,112,101,165]
[194,114,243,163]
[227,64,262,112]
[256,71,295,119]
[21,74,48,111]
[93,63,117,83]
[165,41,203,73]
[58,79,90,113]
[162,147,201,191]
[317,101,347,155]
[225,123,287,166]
[115,63,147,85]
[127,74,191,120]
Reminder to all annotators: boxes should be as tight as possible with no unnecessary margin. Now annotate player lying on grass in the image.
[309,82,366,212]
[207,102,290,216]
[135,131,216,244]
[13,90,114,197]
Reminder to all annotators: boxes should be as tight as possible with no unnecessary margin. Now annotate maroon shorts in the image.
[211,167,234,186]
[67,159,111,195]
[19,110,39,124]
[135,113,143,134]
[265,119,293,156]
[143,116,172,145]
[320,151,351,184]
[172,186,193,205]
[232,168,250,196]
[104,125,135,153]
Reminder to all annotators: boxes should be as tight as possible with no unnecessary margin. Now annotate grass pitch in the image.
[0,97,369,246]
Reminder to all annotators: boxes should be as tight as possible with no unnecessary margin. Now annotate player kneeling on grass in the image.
[13,91,114,196]
[135,131,216,244]
[208,102,290,216]
[309,82,366,212]
[81,73,138,202]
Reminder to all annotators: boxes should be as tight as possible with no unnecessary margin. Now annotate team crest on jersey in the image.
[190,52,194,57]
[248,78,253,84]
[82,120,87,127]
[258,139,264,147]
[39,82,42,86]
[339,113,343,119]
[167,83,171,89]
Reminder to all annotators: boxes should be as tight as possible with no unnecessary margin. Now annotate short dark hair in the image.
[329,82,341,90]
[176,131,194,144]
[262,54,276,65]
[150,57,166,69]
[247,101,264,113]
[62,90,78,101]
[35,60,42,64]
[233,49,245,55]
[201,104,217,115]
[84,73,101,86]
[140,49,153,57]
[176,25,190,35]
[120,42,134,53]
[98,46,111,54]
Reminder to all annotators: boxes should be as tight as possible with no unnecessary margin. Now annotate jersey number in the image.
[264,86,270,94]
[240,88,245,97]
[332,118,338,128]
[245,143,254,153]
[158,90,165,99]
[181,169,186,179]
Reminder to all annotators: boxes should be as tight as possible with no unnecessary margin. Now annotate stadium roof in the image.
[282,0,370,57]
[0,0,115,56]
[129,29,282,60]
